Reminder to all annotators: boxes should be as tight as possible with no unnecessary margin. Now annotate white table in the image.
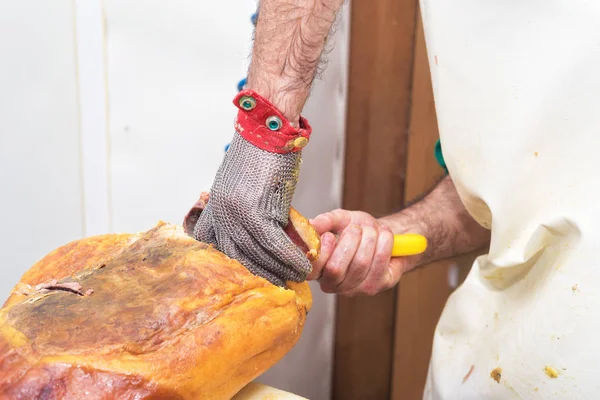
[233,383,308,400]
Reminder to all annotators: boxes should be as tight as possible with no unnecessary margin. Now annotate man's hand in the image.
[193,0,345,286]
[308,210,415,296]
[309,176,491,296]
[193,134,311,287]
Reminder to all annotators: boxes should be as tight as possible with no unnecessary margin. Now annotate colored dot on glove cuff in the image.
[293,137,308,149]
[266,116,282,131]
[239,96,256,110]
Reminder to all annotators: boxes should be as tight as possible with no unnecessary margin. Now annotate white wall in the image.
[0,1,84,294]
[0,1,348,398]
[103,0,257,233]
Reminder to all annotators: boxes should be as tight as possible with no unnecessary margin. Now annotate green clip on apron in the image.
[421,0,600,398]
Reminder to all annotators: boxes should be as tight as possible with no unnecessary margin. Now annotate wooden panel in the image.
[390,17,477,399]
[389,15,449,400]
[333,0,419,398]
[401,18,443,203]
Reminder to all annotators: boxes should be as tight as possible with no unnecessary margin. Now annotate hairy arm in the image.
[191,1,346,286]
[382,176,490,268]
[247,0,345,124]
[310,176,490,295]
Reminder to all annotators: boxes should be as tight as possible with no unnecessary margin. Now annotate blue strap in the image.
[237,78,247,92]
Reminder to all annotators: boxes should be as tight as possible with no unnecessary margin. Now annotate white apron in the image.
[420,0,600,398]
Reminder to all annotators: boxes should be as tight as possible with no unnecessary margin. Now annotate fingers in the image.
[318,224,362,291]
[310,209,378,235]
[342,225,397,296]
[310,210,350,235]
[335,225,378,293]
[313,220,404,296]
[307,232,336,280]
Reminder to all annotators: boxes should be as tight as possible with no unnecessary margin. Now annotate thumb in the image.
[387,258,406,286]
[310,209,353,235]
[387,256,420,287]
[309,213,334,235]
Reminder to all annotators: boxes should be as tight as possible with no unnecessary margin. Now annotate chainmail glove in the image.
[193,90,313,286]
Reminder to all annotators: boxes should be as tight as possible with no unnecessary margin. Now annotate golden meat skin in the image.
[0,218,317,399]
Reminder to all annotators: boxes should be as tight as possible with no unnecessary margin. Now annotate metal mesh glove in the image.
[193,132,312,286]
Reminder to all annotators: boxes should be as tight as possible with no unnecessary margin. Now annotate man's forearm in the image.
[247,0,344,124]
[380,176,491,267]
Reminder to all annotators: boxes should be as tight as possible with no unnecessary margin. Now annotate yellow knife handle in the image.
[391,234,427,257]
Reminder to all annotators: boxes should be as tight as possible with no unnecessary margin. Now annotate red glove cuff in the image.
[233,89,312,154]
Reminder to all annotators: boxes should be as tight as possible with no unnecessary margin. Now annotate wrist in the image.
[378,209,432,268]
[378,176,491,268]
[244,81,306,125]
[233,89,312,154]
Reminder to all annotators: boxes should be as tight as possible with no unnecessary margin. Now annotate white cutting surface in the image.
[234,383,308,400]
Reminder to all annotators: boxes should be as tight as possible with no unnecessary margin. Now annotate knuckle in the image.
[342,227,362,243]
[363,233,377,248]
[347,224,362,234]
[326,264,345,282]
[353,255,370,271]
[370,272,387,288]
